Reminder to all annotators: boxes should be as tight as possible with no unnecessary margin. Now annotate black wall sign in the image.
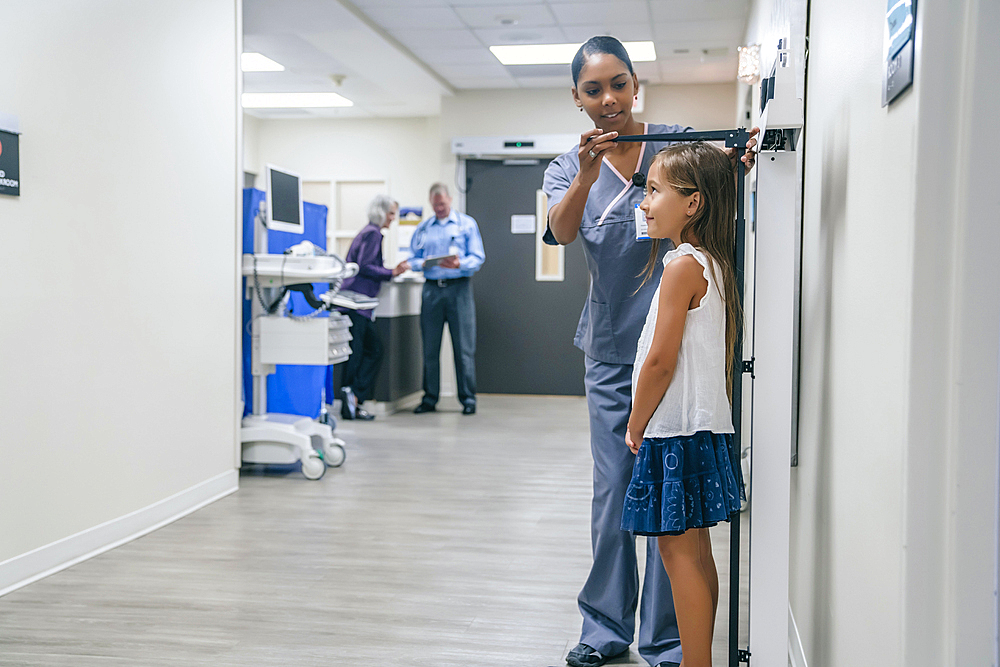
[0,130,19,196]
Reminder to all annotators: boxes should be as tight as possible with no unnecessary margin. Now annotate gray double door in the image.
[464,158,590,396]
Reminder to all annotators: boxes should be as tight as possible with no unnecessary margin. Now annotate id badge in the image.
[635,204,650,241]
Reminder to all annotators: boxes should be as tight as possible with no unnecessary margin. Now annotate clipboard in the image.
[422,254,458,269]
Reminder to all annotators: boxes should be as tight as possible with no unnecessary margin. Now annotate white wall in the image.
[0,1,239,575]
[244,113,262,178]
[248,115,440,215]
[744,0,1000,664]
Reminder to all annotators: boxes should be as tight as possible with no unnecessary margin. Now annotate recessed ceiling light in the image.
[489,41,656,66]
[241,53,285,72]
[241,92,353,108]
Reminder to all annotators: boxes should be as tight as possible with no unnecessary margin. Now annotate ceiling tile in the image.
[653,19,744,43]
[657,40,739,57]
[352,0,447,6]
[472,26,569,45]
[560,24,655,42]
[453,4,557,29]
[389,28,484,49]
[433,62,514,78]
[359,5,465,29]
[244,0,352,33]
[631,61,660,81]
[514,75,580,88]
[413,46,501,65]
[449,78,519,89]
[548,2,650,25]
[451,0,546,5]
[649,0,749,23]
[504,63,574,79]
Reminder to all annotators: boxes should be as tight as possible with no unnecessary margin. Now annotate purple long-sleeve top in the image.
[339,222,392,320]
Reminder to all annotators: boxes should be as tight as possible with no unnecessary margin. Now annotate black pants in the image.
[419,278,476,407]
[341,311,383,404]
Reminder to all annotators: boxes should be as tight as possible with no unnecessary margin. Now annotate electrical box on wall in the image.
[451,134,578,158]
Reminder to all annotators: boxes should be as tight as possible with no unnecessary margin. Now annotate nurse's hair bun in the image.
[572,36,634,86]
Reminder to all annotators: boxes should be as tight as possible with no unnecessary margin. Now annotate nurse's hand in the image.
[578,128,618,185]
[726,126,760,172]
[439,255,461,269]
[625,426,640,455]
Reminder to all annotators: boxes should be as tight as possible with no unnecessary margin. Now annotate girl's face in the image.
[572,53,639,132]
[639,163,700,243]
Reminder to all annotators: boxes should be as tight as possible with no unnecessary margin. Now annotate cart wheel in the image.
[302,455,326,480]
[323,442,346,468]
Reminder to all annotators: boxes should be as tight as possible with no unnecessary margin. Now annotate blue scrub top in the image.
[542,122,692,365]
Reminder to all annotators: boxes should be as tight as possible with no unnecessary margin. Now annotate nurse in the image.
[542,36,756,667]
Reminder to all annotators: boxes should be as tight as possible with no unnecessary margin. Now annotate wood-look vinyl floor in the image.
[0,395,749,666]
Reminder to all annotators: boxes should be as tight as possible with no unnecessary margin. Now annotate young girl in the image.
[622,142,746,667]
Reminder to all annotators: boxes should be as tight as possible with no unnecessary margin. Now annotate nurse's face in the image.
[640,164,700,243]
[573,53,639,132]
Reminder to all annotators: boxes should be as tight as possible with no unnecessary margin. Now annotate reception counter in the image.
[331,274,424,414]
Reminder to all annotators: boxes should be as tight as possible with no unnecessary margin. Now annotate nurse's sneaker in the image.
[566,644,625,667]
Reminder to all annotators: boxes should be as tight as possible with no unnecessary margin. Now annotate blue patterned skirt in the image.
[621,431,746,536]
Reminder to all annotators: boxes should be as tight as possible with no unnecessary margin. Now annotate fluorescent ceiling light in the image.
[241,92,353,108]
[241,52,285,72]
[490,41,656,66]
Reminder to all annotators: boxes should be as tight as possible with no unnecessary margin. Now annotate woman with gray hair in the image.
[336,194,409,420]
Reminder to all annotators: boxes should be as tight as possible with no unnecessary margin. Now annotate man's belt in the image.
[431,276,469,288]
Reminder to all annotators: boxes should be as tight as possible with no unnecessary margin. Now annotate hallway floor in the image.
[0,395,748,666]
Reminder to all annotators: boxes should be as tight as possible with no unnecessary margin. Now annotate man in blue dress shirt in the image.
[407,183,486,415]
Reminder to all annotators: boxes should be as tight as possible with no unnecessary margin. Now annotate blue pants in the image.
[419,278,476,407]
[580,355,681,665]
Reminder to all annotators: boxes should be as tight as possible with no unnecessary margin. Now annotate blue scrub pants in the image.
[580,355,681,665]
[419,278,476,408]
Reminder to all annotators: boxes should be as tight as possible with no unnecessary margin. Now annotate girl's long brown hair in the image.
[640,142,743,399]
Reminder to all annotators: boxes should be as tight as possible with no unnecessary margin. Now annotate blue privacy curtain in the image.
[242,187,330,418]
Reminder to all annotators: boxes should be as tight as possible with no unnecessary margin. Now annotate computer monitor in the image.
[265,163,304,234]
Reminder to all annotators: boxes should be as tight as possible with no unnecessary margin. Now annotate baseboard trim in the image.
[0,468,238,598]
[789,603,808,667]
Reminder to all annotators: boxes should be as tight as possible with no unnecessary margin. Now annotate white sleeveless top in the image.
[632,244,735,438]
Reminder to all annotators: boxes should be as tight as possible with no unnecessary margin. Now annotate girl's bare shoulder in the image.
[661,253,706,284]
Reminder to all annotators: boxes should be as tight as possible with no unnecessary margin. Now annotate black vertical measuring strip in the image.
[617,128,751,667]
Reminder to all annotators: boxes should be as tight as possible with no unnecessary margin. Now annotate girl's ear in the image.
[687,191,701,216]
